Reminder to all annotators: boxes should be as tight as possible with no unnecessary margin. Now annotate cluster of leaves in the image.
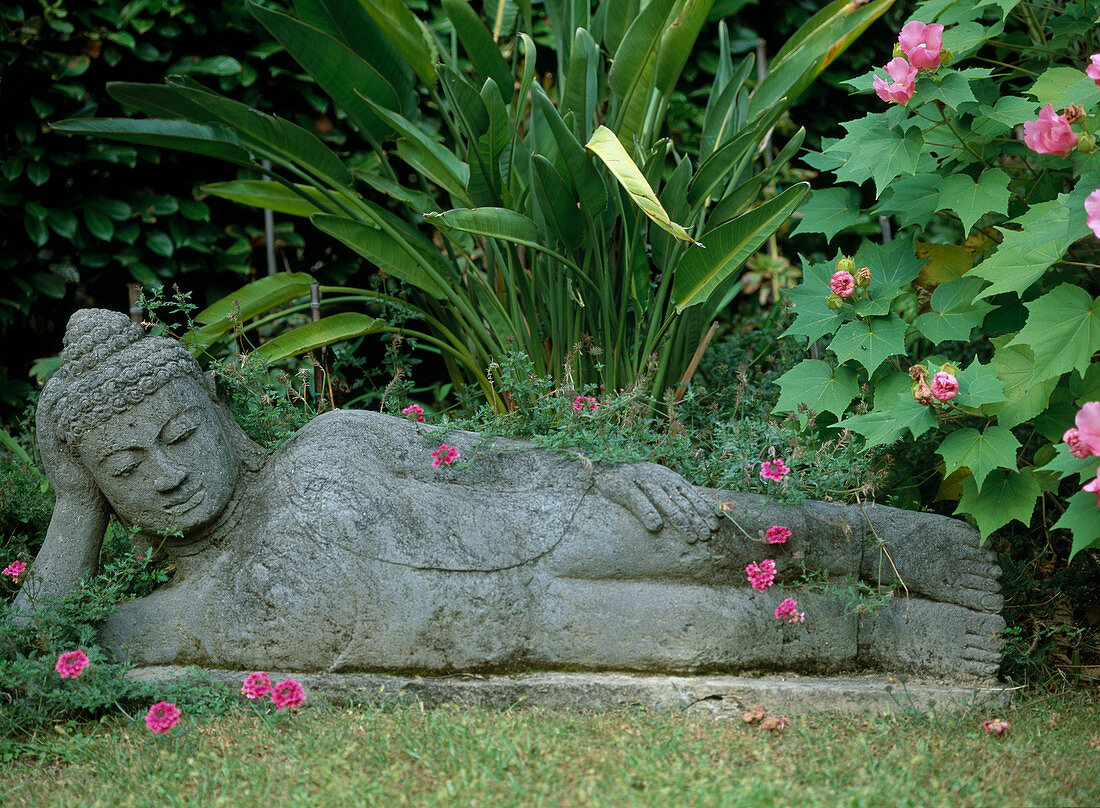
[53,0,904,409]
[443,307,885,506]
[0,0,377,410]
[777,0,1100,558]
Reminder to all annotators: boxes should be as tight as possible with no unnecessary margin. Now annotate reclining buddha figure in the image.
[14,309,1006,679]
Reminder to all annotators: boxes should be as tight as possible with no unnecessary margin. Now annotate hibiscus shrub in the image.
[778,0,1100,558]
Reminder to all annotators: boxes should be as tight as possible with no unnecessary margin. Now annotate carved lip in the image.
[165,488,204,515]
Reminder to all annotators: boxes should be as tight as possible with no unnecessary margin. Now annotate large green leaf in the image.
[773,359,861,417]
[827,113,924,196]
[790,186,861,242]
[1055,490,1100,561]
[699,52,753,158]
[562,27,600,140]
[653,0,713,96]
[586,126,698,245]
[607,0,676,145]
[988,336,1059,428]
[1005,283,1100,382]
[687,104,785,212]
[673,183,808,311]
[312,214,452,300]
[357,0,437,85]
[442,0,514,104]
[531,86,607,217]
[956,469,1041,541]
[193,272,318,345]
[252,313,386,362]
[914,276,993,345]
[248,1,401,140]
[937,425,1020,491]
[204,180,350,217]
[972,197,1080,300]
[51,118,253,166]
[937,168,1010,235]
[827,313,908,375]
[836,389,936,447]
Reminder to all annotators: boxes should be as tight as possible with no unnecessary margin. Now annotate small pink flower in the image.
[241,671,272,700]
[898,21,944,71]
[431,443,460,467]
[765,525,791,544]
[873,57,918,105]
[571,395,599,411]
[774,597,805,623]
[829,270,856,298]
[1083,470,1100,507]
[271,678,306,711]
[1023,105,1078,156]
[3,560,26,579]
[930,372,958,402]
[981,718,1011,737]
[1085,190,1100,239]
[1075,402,1100,455]
[1087,54,1100,85]
[145,701,181,734]
[759,459,791,482]
[746,559,777,591]
[55,650,90,679]
[1063,427,1092,459]
[402,404,426,423]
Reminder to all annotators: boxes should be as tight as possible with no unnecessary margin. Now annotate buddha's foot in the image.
[859,597,1005,680]
[858,504,1002,614]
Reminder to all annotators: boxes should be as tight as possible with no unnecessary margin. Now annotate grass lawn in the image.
[2,688,1097,807]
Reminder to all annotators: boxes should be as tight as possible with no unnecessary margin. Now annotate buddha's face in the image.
[77,376,239,539]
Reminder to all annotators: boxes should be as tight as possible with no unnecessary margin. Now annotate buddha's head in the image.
[38,309,263,542]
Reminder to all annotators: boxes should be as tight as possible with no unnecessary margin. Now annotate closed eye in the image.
[165,425,198,445]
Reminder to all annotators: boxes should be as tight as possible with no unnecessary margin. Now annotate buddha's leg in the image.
[528,579,858,672]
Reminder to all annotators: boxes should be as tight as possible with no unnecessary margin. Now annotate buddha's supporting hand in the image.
[595,462,720,543]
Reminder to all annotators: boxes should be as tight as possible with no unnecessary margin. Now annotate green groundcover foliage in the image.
[780,0,1100,557]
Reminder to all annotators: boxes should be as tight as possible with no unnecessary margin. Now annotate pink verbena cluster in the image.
[240,672,306,711]
[759,459,790,482]
[981,718,1011,737]
[145,701,181,734]
[774,597,805,623]
[873,21,943,106]
[55,650,90,679]
[431,443,461,467]
[765,525,791,545]
[241,671,272,699]
[571,395,599,412]
[3,560,26,579]
[401,403,426,422]
[271,678,306,711]
[745,559,776,591]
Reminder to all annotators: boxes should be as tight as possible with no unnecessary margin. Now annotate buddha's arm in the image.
[12,497,108,617]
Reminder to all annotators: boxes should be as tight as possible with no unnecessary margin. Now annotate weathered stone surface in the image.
[16,309,1007,682]
[125,666,1015,716]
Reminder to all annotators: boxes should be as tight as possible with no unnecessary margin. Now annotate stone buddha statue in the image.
[14,309,1006,679]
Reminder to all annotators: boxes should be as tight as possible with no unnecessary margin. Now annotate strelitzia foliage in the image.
[54,0,894,408]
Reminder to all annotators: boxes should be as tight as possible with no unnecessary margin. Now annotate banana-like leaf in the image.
[442,0,514,104]
[532,154,583,252]
[193,272,319,345]
[161,78,355,189]
[248,1,401,140]
[653,0,713,95]
[688,103,786,211]
[108,82,214,121]
[252,312,386,362]
[293,0,415,112]
[673,182,808,311]
[586,125,699,245]
[358,94,472,204]
[204,180,354,217]
[709,127,806,225]
[425,207,542,245]
[532,86,607,217]
[357,0,437,86]
[608,0,676,145]
[699,52,754,158]
[50,118,254,166]
[562,27,600,141]
[748,0,895,119]
[602,0,640,55]
[312,214,452,300]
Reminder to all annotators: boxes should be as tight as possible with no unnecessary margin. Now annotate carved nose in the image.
[154,462,188,493]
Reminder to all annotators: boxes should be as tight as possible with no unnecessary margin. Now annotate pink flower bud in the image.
[898,21,944,71]
[829,270,856,297]
[1063,427,1092,459]
[873,57,918,105]
[1023,105,1078,156]
[930,371,958,402]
